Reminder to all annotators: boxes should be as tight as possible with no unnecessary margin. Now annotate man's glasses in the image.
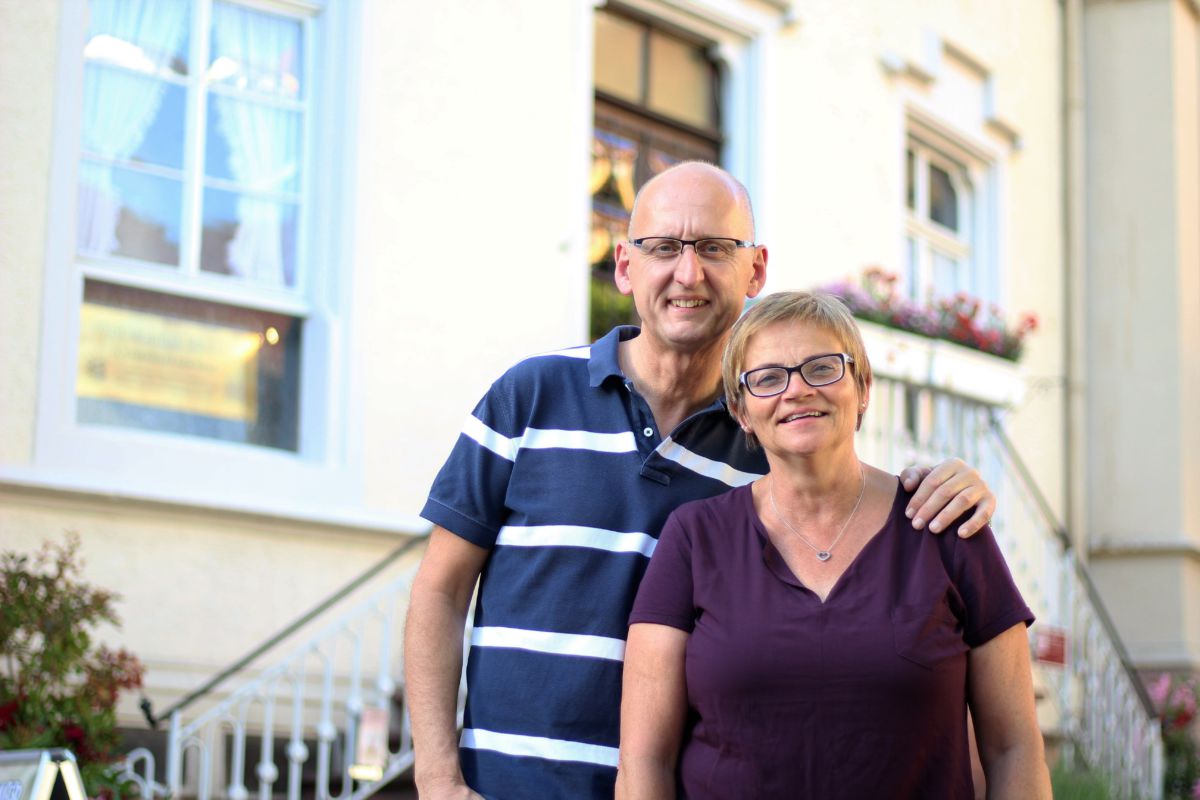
[740,353,855,398]
[630,237,757,263]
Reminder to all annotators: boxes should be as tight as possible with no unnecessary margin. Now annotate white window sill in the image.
[0,463,429,538]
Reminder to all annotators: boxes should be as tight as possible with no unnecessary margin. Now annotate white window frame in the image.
[904,134,977,302]
[27,0,379,525]
[901,110,1004,310]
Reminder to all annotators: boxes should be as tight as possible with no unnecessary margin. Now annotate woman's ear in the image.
[856,382,870,432]
[732,403,752,434]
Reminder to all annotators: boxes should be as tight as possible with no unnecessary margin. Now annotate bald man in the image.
[404,162,996,800]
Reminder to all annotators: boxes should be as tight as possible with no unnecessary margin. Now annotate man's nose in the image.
[673,247,705,286]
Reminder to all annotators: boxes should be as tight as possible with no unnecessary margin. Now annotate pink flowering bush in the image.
[1149,673,1200,799]
[820,267,1038,362]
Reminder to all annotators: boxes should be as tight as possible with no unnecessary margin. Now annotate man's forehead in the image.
[643,166,740,201]
[633,175,747,226]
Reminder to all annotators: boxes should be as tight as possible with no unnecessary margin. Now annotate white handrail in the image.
[121,564,424,800]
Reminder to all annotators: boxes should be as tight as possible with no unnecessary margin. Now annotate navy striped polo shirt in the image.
[420,325,768,800]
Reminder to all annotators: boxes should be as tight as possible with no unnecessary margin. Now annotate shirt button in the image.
[643,427,654,437]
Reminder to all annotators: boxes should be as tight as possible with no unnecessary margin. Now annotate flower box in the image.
[859,318,1025,407]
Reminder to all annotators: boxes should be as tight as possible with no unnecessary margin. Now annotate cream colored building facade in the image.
[0,0,1195,791]
[1077,0,1200,679]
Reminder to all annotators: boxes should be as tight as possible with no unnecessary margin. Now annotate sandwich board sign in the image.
[0,750,87,800]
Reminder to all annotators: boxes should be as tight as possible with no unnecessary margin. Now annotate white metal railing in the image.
[120,561,429,800]
[986,416,1164,799]
[860,375,1163,799]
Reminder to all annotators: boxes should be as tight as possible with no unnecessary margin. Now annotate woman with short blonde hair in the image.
[617,291,1050,799]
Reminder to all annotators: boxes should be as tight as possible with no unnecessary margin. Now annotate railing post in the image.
[167,710,183,798]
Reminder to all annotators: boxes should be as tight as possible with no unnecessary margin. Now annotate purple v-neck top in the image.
[628,481,1033,799]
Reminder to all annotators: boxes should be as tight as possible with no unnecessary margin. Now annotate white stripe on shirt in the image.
[461,728,620,767]
[461,414,518,461]
[461,419,637,462]
[519,427,636,453]
[657,436,763,487]
[471,626,626,661]
[496,524,657,557]
[534,346,591,360]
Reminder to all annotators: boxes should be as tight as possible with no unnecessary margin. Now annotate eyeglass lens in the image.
[744,355,846,397]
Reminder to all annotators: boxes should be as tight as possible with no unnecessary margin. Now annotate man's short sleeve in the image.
[419,374,521,549]
[628,509,697,632]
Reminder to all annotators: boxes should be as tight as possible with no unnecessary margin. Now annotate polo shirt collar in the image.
[588,325,641,387]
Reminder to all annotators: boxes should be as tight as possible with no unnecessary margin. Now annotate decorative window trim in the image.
[31,0,374,522]
[885,32,1019,313]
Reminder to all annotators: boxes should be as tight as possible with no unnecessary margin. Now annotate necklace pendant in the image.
[816,551,832,562]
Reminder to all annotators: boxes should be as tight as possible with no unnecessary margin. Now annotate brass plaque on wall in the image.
[77,303,261,421]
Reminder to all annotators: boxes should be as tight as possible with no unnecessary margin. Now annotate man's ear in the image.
[613,240,634,296]
[746,245,768,299]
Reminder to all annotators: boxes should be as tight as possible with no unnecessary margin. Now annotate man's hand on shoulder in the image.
[898,458,996,539]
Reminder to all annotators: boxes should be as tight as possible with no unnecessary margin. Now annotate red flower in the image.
[0,697,19,730]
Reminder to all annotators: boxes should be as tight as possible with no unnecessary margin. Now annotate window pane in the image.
[208,1,304,99]
[594,10,643,103]
[905,148,915,210]
[928,163,958,230]
[78,162,183,265]
[932,250,963,297]
[902,236,918,300]
[77,280,301,451]
[904,386,920,440]
[200,187,298,287]
[82,65,187,170]
[647,31,715,129]
[204,98,302,192]
[84,0,190,78]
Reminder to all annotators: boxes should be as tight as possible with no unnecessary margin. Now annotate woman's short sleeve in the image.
[628,507,697,632]
[950,524,1035,648]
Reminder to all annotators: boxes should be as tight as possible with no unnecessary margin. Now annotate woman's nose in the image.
[781,370,815,399]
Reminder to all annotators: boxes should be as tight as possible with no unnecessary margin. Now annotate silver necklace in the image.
[768,465,866,562]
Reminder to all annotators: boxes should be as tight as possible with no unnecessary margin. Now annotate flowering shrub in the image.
[1148,673,1200,799]
[819,266,1038,361]
[0,534,145,799]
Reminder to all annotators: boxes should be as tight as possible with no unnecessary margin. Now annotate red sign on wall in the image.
[1035,626,1068,666]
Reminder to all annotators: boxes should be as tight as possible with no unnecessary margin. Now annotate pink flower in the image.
[818,269,1037,361]
[1148,673,1172,708]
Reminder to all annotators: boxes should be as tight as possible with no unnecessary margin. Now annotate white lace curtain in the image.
[78,0,188,255]
[211,3,301,287]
